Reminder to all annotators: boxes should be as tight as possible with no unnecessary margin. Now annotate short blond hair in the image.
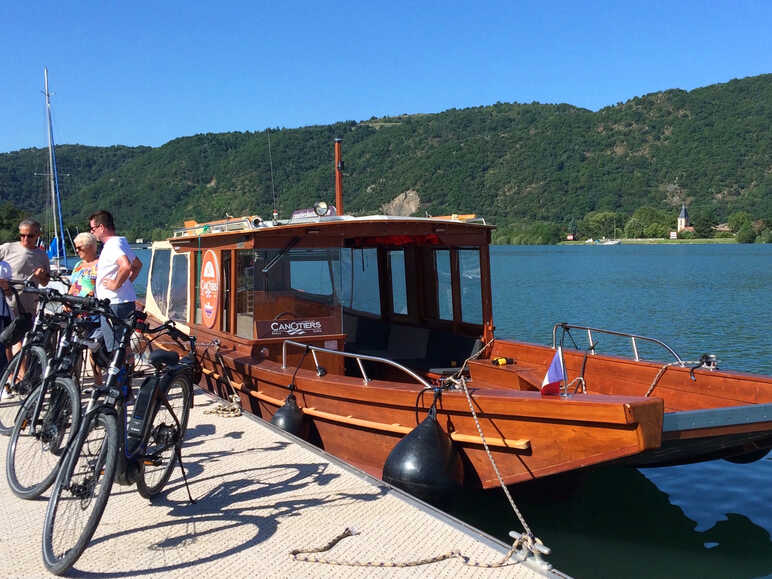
[73,232,98,250]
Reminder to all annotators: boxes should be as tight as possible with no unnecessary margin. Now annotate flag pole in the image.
[558,346,570,397]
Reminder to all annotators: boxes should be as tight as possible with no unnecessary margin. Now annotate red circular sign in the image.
[200,250,219,328]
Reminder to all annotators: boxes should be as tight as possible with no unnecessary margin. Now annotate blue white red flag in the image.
[541,347,565,395]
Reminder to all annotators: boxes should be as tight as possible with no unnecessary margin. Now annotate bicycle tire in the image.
[136,373,192,498]
[0,346,47,435]
[42,411,118,576]
[6,377,82,499]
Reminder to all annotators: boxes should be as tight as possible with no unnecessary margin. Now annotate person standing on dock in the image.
[89,210,142,353]
[0,219,51,353]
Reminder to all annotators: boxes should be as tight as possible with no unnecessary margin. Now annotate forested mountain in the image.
[1,74,769,244]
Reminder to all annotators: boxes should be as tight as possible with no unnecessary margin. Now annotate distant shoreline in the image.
[559,238,737,245]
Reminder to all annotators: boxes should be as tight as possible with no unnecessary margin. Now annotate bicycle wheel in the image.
[136,373,192,498]
[0,346,47,435]
[42,411,118,576]
[6,377,82,499]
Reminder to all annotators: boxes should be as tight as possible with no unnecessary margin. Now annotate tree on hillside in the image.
[0,201,26,243]
[736,224,756,243]
[728,211,752,232]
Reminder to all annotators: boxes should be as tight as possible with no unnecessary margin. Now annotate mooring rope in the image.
[440,337,548,560]
[452,374,534,539]
[290,527,531,568]
[290,337,550,569]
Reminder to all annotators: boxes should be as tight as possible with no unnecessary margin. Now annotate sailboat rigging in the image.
[43,67,68,271]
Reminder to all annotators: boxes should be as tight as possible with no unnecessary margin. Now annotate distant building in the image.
[677,204,689,232]
[566,233,575,241]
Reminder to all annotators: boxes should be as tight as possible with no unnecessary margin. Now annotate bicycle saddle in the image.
[149,349,180,369]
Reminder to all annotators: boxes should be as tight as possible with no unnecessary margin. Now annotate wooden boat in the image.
[141,141,772,493]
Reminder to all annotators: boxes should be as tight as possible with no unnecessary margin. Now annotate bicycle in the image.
[0,280,63,434]
[42,306,197,576]
[5,288,106,499]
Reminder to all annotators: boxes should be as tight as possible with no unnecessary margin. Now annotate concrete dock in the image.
[0,390,563,578]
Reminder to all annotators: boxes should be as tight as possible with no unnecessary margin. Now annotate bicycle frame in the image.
[21,297,97,452]
[3,284,57,392]
[61,312,195,489]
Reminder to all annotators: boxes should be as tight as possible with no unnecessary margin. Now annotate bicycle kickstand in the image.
[175,446,197,504]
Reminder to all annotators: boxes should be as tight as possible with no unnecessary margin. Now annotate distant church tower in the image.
[677,204,689,232]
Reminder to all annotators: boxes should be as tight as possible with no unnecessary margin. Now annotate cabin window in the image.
[150,249,171,316]
[194,250,202,324]
[168,253,189,323]
[435,250,453,320]
[245,247,343,339]
[290,249,336,296]
[389,250,408,315]
[340,248,380,315]
[222,250,231,333]
[459,249,482,324]
[235,250,256,338]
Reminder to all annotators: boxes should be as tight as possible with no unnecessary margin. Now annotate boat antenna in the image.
[43,67,67,267]
[267,128,278,222]
[334,138,344,215]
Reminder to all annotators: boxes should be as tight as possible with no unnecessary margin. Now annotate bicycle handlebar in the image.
[19,284,112,311]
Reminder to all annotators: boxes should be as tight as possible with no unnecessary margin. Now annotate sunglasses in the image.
[89,224,102,232]
[19,233,38,238]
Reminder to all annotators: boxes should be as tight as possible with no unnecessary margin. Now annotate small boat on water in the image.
[141,140,772,496]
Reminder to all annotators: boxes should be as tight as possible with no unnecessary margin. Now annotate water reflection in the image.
[448,466,772,578]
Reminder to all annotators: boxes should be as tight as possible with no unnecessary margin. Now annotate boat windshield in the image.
[235,247,342,340]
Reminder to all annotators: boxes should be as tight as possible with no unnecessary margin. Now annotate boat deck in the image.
[0,389,563,578]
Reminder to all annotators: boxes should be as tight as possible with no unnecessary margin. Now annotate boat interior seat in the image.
[343,313,480,380]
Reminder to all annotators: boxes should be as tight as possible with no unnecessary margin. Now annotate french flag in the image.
[541,347,565,395]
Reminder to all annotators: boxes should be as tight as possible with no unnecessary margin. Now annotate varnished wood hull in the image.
[186,333,772,489]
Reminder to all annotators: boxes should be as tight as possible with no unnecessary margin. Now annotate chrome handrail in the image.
[281,339,433,389]
[552,323,684,365]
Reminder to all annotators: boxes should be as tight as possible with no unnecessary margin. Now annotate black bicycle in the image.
[5,288,106,499]
[42,305,197,576]
[0,280,63,434]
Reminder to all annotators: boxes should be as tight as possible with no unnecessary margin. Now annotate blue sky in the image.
[1,0,770,153]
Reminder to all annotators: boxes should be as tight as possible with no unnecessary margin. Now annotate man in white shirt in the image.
[89,210,142,353]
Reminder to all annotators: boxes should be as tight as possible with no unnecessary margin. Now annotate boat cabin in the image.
[144,214,495,381]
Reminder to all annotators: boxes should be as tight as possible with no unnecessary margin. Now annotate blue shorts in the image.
[101,301,136,353]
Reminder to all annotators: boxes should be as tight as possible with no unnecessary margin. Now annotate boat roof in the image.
[169,213,494,250]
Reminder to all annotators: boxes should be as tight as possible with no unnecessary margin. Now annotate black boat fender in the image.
[382,404,463,503]
[271,393,305,436]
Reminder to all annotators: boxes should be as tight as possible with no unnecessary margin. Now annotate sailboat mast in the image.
[44,67,66,265]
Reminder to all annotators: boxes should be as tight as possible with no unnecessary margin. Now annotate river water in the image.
[449,244,772,578]
[134,243,772,577]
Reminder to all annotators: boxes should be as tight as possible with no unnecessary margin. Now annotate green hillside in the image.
[1,74,769,244]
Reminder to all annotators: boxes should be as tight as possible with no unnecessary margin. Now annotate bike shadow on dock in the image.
[65,394,391,578]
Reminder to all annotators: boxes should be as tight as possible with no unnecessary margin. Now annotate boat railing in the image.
[281,339,434,389]
[552,322,684,365]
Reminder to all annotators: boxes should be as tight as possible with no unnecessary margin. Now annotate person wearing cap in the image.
[0,219,49,354]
